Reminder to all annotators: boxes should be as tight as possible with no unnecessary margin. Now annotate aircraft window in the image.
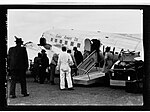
[70,42,74,46]
[55,39,57,43]
[77,43,81,48]
[59,40,62,44]
[65,41,68,45]
[51,38,53,42]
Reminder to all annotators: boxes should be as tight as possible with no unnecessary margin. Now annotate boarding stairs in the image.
[72,50,105,85]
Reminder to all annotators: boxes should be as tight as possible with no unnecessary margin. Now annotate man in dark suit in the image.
[73,47,83,66]
[39,49,49,84]
[7,37,29,98]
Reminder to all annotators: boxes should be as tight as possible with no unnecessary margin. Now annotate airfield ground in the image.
[7,77,143,107]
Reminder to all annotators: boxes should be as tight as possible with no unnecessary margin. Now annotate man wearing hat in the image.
[7,36,29,98]
[39,49,49,84]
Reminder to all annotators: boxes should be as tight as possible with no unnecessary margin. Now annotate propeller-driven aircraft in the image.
[23,28,143,86]
[24,28,143,62]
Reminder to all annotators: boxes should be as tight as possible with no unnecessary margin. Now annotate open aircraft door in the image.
[73,38,105,85]
[84,38,91,52]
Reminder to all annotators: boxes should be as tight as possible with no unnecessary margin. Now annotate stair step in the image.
[73,72,105,85]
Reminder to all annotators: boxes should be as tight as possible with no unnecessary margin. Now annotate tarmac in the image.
[6,76,143,106]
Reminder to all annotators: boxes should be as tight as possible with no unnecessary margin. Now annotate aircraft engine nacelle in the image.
[40,37,46,46]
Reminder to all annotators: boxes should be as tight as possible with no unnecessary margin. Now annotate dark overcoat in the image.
[8,46,28,71]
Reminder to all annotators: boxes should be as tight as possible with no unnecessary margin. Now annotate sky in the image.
[8,9,143,48]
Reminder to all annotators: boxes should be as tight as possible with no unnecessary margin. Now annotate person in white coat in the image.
[56,46,74,90]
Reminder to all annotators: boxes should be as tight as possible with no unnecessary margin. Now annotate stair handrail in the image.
[77,50,97,69]
[75,50,97,80]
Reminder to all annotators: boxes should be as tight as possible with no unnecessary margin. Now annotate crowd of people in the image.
[7,37,85,98]
[30,46,83,86]
[32,49,49,84]
[7,37,118,99]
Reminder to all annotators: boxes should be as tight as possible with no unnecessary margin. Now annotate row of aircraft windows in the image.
[50,38,81,48]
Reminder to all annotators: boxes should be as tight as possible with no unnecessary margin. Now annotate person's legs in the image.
[66,70,73,89]
[60,70,65,89]
[9,75,17,97]
[35,67,40,82]
[43,70,46,83]
[70,67,74,84]
[19,70,28,96]
[50,65,55,84]
[38,67,42,83]
[32,68,38,82]
[39,68,45,84]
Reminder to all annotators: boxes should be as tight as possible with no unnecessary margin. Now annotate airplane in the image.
[23,28,143,85]
[24,28,143,65]
[41,28,143,59]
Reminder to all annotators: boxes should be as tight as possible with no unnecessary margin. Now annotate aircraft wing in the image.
[98,33,143,59]
[24,42,42,61]
[24,41,62,62]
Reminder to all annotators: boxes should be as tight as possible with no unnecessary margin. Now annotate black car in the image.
[108,51,144,93]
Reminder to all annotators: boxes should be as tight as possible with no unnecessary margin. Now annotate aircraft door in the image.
[84,38,91,52]
[83,38,91,59]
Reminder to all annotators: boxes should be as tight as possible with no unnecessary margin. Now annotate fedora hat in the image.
[14,36,23,44]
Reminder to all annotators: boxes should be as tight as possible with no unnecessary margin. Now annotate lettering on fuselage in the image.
[55,34,79,42]
[56,34,62,38]
[64,35,72,40]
